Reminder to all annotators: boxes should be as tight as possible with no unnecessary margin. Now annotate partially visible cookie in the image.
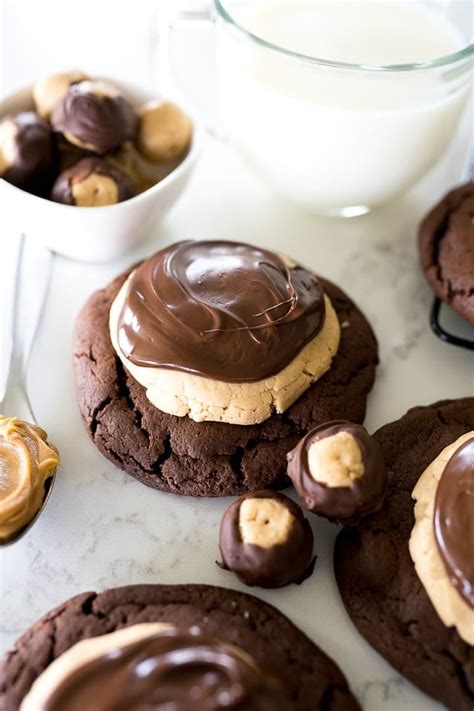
[334,398,474,710]
[418,183,474,325]
[73,265,378,497]
[0,583,360,710]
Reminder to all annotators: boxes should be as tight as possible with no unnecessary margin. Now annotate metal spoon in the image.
[0,234,55,546]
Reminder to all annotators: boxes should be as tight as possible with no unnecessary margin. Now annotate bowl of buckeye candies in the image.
[0,71,199,261]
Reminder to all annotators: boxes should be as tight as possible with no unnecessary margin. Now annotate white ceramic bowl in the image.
[0,79,200,262]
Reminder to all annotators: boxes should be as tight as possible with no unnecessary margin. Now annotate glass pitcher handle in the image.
[154,1,225,140]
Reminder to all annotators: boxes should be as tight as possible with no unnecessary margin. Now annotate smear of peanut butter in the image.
[0,416,59,541]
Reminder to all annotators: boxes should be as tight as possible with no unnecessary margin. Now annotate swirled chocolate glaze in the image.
[43,627,289,711]
[434,437,474,608]
[287,421,387,522]
[51,82,137,153]
[116,241,326,382]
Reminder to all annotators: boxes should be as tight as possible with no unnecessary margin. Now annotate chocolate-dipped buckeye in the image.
[218,490,315,588]
[51,157,136,207]
[0,112,55,195]
[109,141,181,193]
[51,79,137,154]
[33,70,88,120]
[287,420,387,523]
[116,240,326,382]
[137,100,192,163]
[42,626,289,711]
[56,134,90,173]
[434,437,474,608]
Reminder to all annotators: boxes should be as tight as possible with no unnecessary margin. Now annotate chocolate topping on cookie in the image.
[287,420,387,522]
[434,437,474,608]
[0,112,55,194]
[116,241,326,382]
[51,80,137,154]
[218,490,315,588]
[42,626,287,710]
[51,157,136,206]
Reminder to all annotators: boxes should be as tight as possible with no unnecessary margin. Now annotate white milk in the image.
[216,1,468,213]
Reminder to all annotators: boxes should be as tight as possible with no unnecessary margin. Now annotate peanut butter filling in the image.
[0,416,59,541]
[71,173,119,207]
[239,498,295,548]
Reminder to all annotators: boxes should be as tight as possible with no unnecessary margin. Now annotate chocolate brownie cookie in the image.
[419,182,474,326]
[73,265,378,496]
[0,584,360,710]
[334,398,474,710]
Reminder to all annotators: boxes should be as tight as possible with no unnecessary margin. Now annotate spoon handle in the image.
[1,235,54,421]
[464,143,474,182]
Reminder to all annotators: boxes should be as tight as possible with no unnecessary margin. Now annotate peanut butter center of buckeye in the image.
[307,431,364,488]
[239,498,294,548]
[72,173,119,207]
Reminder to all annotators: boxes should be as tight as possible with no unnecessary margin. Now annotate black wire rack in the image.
[430,297,474,351]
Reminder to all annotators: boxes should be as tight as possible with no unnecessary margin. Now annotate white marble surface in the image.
[1,3,473,709]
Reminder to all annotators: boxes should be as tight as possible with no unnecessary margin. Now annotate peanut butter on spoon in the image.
[0,416,59,542]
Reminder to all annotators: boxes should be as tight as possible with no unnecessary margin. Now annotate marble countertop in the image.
[1,3,472,709]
